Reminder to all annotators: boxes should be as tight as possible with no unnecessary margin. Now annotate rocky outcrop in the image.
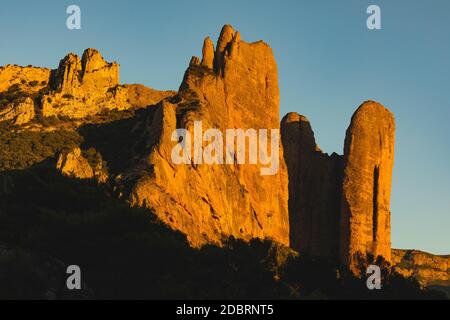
[0,49,173,123]
[56,148,109,183]
[123,25,289,247]
[0,97,35,125]
[80,48,119,90]
[281,113,343,259]
[340,101,395,269]
[52,53,82,92]
[0,65,50,93]
[51,48,118,93]
[42,48,150,118]
[393,249,450,287]
[56,148,94,179]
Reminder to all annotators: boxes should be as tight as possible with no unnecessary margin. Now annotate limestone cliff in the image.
[122,25,289,247]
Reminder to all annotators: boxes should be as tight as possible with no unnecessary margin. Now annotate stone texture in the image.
[189,56,200,67]
[123,24,289,247]
[52,53,82,92]
[56,148,109,183]
[0,97,35,125]
[214,24,235,74]
[56,148,94,179]
[340,101,395,269]
[81,48,119,89]
[201,37,214,69]
[281,113,343,259]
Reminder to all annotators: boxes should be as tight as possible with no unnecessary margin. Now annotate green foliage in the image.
[0,123,83,170]
[0,84,31,107]
[0,165,445,299]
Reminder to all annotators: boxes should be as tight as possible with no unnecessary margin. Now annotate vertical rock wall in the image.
[340,101,395,268]
[282,101,395,269]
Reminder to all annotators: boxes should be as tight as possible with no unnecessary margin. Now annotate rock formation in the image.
[0,97,35,125]
[201,37,214,69]
[122,24,289,247]
[282,101,395,269]
[0,49,174,124]
[281,113,343,259]
[3,25,443,285]
[0,65,50,124]
[56,148,94,179]
[42,48,172,119]
[340,101,395,269]
[80,48,119,90]
[56,148,108,183]
[52,53,83,92]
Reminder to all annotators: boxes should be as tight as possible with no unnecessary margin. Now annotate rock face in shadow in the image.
[340,101,395,270]
[282,101,395,269]
[281,113,343,259]
[123,25,289,247]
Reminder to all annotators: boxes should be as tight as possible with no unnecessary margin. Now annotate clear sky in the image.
[1,0,449,254]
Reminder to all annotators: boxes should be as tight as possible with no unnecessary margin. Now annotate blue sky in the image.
[1,0,449,254]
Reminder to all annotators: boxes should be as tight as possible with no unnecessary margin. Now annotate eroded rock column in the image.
[340,100,395,268]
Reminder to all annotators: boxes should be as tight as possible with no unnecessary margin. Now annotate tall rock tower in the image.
[125,25,290,247]
[281,100,395,271]
[340,101,395,269]
[281,113,343,259]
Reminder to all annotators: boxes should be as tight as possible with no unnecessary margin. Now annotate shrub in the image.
[62,94,74,99]
[0,124,83,170]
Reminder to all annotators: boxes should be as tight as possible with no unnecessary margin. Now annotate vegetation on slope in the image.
[0,164,445,299]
